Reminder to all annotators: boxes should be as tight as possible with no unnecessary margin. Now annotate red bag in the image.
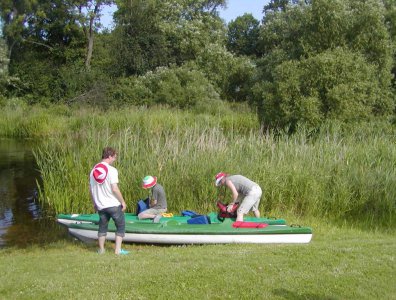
[217,201,239,219]
[232,221,268,228]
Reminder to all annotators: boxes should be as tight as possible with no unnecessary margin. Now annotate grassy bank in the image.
[0,223,395,299]
[1,103,394,299]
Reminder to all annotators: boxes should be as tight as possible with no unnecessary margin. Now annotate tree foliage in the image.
[0,0,117,103]
[111,65,220,108]
[194,43,256,101]
[383,0,396,89]
[110,0,171,76]
[255,48,392,131]
[72,0,115,69]
[264,0,293,13]
[111,0,226,76]
[255,0,395,131]
[0,0,395,131]
[226,13,260,56]
[0,37,8,77]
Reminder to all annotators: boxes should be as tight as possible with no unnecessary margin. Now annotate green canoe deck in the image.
[68,219,312,235]
[57,212,287,225]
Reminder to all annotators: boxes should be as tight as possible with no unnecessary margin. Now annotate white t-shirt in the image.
[89,161,121,210]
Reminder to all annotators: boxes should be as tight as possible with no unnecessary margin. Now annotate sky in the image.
[100,0,269,30]
[219,0,269,23]
[0,1,270,35]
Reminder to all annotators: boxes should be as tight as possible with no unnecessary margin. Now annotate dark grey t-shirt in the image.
[151,183,167,209]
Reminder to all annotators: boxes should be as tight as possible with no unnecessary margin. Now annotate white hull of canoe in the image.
[68,228,312,244]
[57,219,88,226]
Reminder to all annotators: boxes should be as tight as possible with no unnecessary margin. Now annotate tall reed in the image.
[32,109,396,228]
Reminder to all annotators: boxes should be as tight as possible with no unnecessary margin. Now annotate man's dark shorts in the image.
[98,205,125,237]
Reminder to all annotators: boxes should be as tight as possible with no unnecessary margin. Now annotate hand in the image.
[121,202,126,212]
[227,204,234,213]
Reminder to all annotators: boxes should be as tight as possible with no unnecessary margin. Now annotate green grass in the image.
[1,103,395,299]
[0,223,395,299]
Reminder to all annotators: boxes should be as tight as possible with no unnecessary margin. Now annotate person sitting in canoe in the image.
[214,172,262,222]
[138,176,167,223]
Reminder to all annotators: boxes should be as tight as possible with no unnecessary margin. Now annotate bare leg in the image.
[253,210,260,218]
[115,235,123,254]
[138,213,156,220]
[98,236,106,253]
[236,212,244,222]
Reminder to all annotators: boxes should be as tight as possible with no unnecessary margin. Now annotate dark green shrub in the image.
[255,48,394,131]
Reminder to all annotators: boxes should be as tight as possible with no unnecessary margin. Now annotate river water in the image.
[0,139,66,248]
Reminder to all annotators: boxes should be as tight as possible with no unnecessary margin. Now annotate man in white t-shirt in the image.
[89,147,128,255]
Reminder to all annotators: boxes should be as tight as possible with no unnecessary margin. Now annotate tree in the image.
[383,0,396,89]
[254,0,394,130]
[110,0,171,76]
[0,0,36,60]
[259,0,393,79]
[157,0,226,63]
[0,37,9,77]
[0,0,87,66]
[227,13,260,56]
[194,43,256,101]
[257,1,308,58]
[264,0,292,13]
[73,0,114,69]
[255,48,392,132]
[111,0,226,76]
[110,64,220,108]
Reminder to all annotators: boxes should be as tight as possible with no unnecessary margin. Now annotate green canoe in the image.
[57,212,287,226]
[65,219,312,244]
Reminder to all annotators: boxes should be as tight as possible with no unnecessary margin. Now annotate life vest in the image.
[217,201,239,219]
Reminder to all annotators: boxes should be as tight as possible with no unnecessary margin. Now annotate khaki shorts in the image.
[237,185,262,214]
[138,208,166,217]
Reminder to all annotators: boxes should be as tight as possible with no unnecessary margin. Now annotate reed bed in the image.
[28,107,396,229]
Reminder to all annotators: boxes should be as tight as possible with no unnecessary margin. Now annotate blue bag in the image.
[136,198,150,214]
[187,215,211,225]
[181,210,200,217]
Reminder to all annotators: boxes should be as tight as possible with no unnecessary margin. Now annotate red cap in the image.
[215,172,226,186]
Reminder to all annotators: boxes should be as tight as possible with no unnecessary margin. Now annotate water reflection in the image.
[0,139,66,247]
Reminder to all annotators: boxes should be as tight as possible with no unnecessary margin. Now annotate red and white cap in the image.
[92,163,108,184]
[142,175,157,189]
[215,172,226,186]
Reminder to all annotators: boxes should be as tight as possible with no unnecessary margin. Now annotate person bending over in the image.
[214,172,262,222]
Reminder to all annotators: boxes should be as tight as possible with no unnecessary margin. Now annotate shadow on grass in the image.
[273,288,338,300]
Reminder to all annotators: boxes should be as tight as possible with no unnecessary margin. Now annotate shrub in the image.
[194,44,256,101]
[110,65,220,108]
[255,48,394,131]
